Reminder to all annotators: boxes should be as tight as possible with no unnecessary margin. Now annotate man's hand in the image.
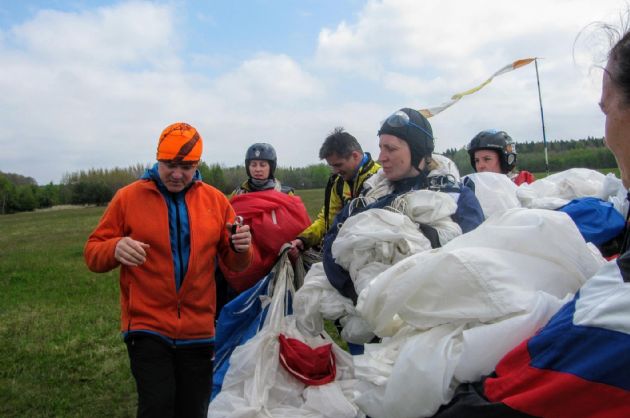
[288,238,304,259]
[227,223,251,253]
[115,237,150,267]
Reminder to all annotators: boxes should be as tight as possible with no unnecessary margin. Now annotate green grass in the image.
[294,188,324,219]
[0,191,326,417]
[0,207,136,417]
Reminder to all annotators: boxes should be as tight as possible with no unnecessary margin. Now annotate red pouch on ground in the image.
[278,334,336,386]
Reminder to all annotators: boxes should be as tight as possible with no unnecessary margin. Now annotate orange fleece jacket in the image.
[84,179,252,340]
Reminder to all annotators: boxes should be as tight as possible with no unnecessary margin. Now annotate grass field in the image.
[0,189,325,417]
[0,206,136,417]
[294,188,324,219]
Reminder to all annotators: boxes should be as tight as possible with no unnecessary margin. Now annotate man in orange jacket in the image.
[84,122,252,418]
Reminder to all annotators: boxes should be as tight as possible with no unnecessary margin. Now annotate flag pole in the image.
[534,58,549,175]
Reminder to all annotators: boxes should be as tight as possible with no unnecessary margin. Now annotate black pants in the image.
[430,378,536,418]
[126,334,213,418]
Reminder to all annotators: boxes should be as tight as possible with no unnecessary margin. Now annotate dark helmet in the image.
[467,129,517,173]
[245,142,277,178]
[378,108,434,169]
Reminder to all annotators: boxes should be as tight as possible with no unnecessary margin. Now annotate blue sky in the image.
[0,0,625,184]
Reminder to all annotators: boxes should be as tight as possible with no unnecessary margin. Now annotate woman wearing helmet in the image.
[466,129,535,185]
[360,107,483,233]
[315,107,484,355]
[230,142,294,196]
[217,142,308,306]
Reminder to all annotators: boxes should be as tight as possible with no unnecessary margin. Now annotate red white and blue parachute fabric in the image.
[434,254,630,418]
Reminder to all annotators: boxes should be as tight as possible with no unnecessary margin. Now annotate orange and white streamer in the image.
[419,58,536,118]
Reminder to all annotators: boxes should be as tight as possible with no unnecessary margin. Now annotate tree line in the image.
[0,137,617,214]
[0,162,331,214]
[442,136,615,175]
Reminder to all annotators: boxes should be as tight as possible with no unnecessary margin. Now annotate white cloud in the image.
[0,2,336,184]
[0,2,192,182]
[0,0,626,185]
[316,0,618,75]
[10,2,178,69]
[213,53,324,105]
[314,0,621,153]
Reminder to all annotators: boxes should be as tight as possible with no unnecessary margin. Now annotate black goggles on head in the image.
[383,110,433,139]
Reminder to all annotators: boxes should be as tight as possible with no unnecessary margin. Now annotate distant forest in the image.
[0,137,616,214]
[444,137,615,176]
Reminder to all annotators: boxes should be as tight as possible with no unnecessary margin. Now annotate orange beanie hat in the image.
[156,122,203,162]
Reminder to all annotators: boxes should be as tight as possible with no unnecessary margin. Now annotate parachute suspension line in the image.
[388,193,411,216]
[348,196,373,215]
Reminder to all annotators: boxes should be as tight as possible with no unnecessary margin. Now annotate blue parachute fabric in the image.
[211,267,295,399]
[558,197,625,246]
[211,272,273,399]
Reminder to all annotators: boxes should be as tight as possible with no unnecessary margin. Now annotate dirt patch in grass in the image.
[35,204,95,212]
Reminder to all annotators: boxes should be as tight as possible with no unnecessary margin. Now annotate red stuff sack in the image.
[220,190,311,293]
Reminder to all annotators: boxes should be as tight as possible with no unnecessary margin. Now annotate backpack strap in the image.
[336,173,345,201]
[324,174,342,232]
[419,223,441,249]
